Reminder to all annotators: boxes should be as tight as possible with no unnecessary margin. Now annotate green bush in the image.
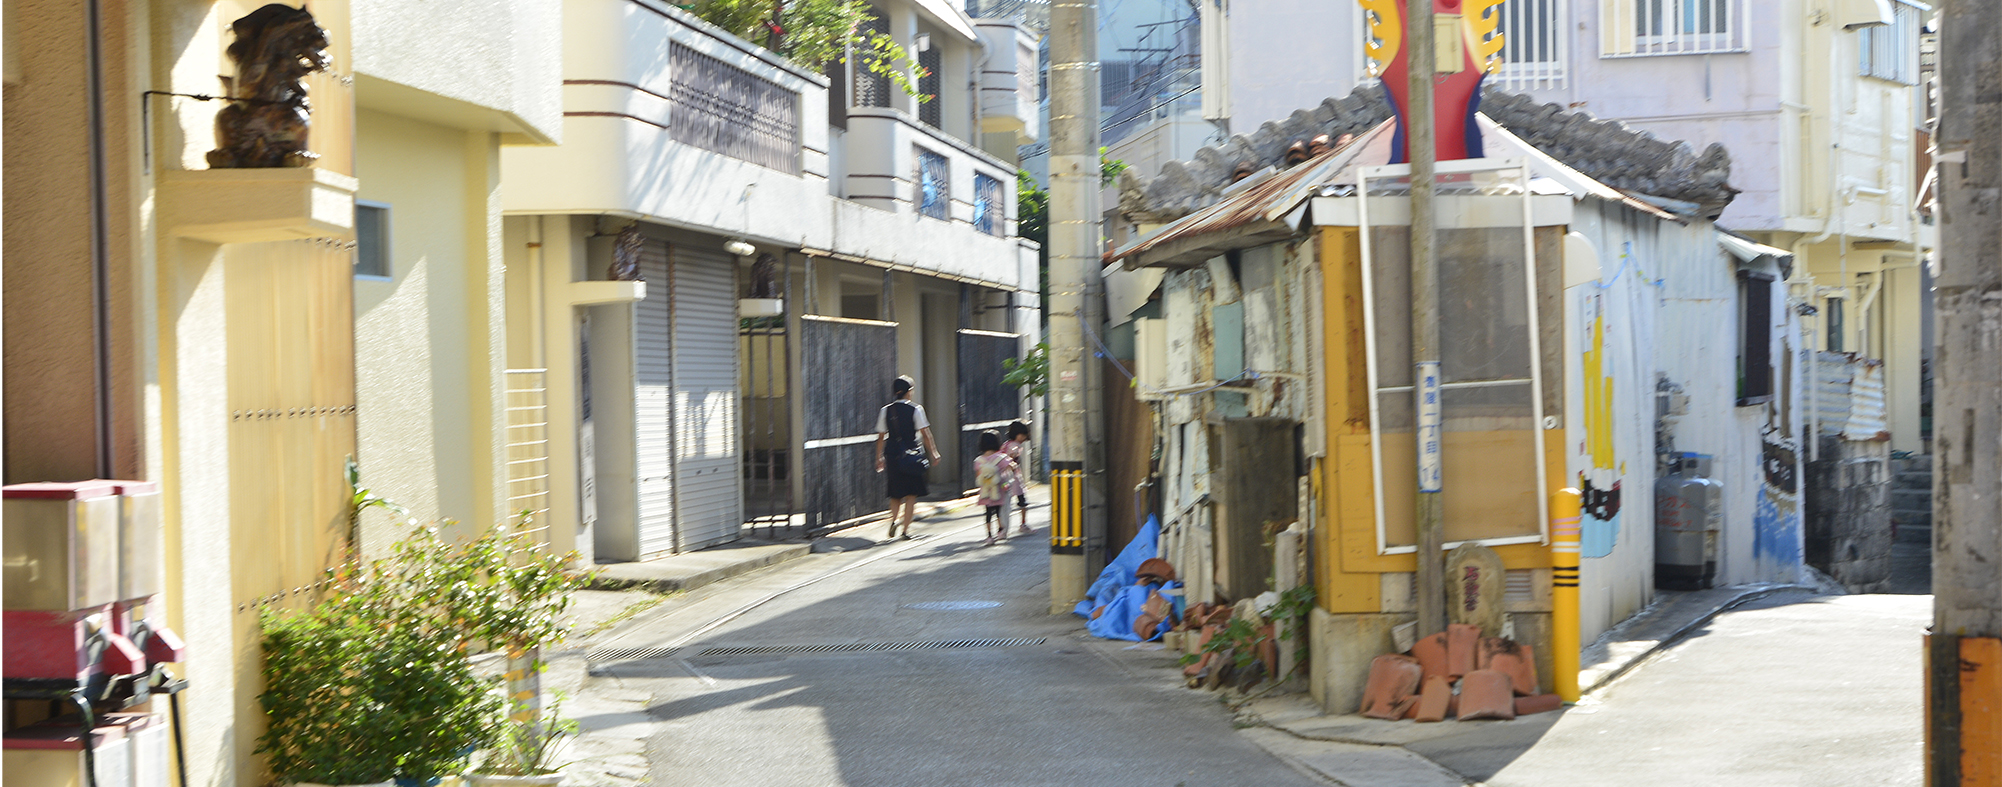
[259,519,590,784]
[258,611,401,785]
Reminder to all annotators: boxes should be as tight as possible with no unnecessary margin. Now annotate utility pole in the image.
[1046,0,1107,612]
[1409,2,1445,638]
[1929,2,2002,781]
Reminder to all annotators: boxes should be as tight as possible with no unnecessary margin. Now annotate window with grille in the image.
[1601,0,1746,57]
[854,15,892,108]
[669,42,801,173]
[918,45,943,128]
[1860,2,1921,84]
[973,173,1003,235]
[1492,0,1565,90]
[916,147,950,220]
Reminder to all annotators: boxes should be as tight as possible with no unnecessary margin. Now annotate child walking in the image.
[974,430,1020,546]
[1003,421,1032,535]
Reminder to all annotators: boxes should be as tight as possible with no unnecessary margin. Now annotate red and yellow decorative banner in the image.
[1362,0,1506,163]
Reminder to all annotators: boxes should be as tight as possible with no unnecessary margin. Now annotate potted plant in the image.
[466,702,577,786]
[446,517,588,785]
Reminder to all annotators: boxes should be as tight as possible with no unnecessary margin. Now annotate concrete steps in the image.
[1891,454,1933,543]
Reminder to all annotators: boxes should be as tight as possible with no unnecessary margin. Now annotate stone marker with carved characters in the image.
[1446,543,1507,639]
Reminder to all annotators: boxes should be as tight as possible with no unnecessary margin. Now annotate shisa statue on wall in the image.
[609,226,645,282]
[208,4,331,168]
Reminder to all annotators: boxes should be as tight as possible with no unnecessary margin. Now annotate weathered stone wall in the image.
[1803,435,1892,592]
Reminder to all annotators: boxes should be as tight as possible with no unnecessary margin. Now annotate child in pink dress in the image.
[974,430,1019,546]
[1003,421,1032,535]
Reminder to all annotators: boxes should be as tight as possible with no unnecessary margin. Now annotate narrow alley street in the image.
[555,501,1933,787]
[555,503,1326,787]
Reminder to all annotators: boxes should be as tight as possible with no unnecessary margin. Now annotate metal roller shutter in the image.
[671,245,744,550]
[635,240,677,558]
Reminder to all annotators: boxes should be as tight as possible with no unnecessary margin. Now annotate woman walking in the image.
[874,375,940,540]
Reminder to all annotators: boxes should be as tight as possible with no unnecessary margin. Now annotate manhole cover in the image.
[903,600,1003,611]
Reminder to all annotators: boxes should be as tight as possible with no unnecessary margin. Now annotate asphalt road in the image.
[585,504,1326,787]
[1465,589,1930,787]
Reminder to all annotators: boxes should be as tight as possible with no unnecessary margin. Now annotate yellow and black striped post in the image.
[1050,461,1085,554]
[1551,488,1582,702]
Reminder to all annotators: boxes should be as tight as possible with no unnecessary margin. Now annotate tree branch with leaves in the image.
[685,0,930,99]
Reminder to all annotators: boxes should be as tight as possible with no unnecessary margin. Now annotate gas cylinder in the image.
[1654,453,1722,590]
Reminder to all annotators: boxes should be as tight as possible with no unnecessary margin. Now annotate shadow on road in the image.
[584,520,1327,787]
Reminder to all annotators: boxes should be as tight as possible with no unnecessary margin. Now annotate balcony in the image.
[828,109,1023,286]
[500,0,833,247]
[974,19,1040,149]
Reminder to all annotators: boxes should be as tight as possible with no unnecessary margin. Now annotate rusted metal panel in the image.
[1814,351,1888,442]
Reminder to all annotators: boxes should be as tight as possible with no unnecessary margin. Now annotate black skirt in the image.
[886,466,928,500]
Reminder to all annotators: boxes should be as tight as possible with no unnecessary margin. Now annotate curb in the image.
[587,543,813,594]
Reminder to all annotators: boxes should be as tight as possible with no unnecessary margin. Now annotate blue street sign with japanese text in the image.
[1417,361,1442,492]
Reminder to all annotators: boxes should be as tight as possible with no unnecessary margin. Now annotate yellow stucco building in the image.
[2,1,560,783]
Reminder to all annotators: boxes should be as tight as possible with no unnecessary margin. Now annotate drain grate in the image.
[903,600,1003,611]
[696,637,1045,658]
[588,645,682,663]
[587,637,1048,669]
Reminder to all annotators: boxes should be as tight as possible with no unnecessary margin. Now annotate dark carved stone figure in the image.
[208,4,331,169]
[748,253,782,299]
[609,226,645,281]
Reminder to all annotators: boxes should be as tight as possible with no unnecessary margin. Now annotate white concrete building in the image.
[501,0,1043,560]
[1198,0,1932,456]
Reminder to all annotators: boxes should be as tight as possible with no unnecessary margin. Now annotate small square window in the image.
[355,202,391,278]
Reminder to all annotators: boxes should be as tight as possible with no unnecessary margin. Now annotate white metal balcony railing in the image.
[505,369,552,534]
[854,14,894,109]
[1492,0,1566,91]
[1602,0,1748,57]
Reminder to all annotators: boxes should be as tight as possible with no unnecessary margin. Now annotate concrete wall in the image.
[352,0,562,143]
[352,109,509,543]
[1220,0,1365,135]
[1804,434,1892,592]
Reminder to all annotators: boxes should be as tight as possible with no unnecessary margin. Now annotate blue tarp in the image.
[1073,516,1175,642]
[1084,579,1180,642]
[1073,515,1160,618]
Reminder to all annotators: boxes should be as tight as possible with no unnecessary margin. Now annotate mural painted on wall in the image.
[1578,289,1623,559]
[1753,430,1802,568]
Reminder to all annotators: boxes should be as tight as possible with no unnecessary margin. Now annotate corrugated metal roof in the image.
[1108,124,1380,268]
[1110,114,1687,269]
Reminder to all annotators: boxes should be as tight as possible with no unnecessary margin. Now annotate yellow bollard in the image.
[1551,488,1582,702]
